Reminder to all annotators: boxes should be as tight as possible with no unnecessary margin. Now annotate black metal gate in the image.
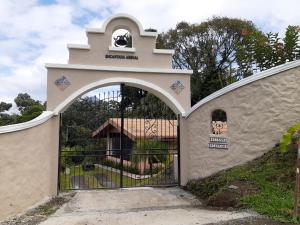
[58,84,180,191]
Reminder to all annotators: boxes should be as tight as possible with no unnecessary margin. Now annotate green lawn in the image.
[186,145,299,224]
[59,162,176,190]
[60,165,129,190]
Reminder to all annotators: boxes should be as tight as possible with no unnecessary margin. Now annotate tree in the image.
[0,101,14,126]
[157,17,260,105]
[17,104,45,123]
[0,93,45,124]
[0,102,12,112]
[122,86,175,118]
[123,85,147,109]
[284,26,300,62]
[14,93,40,113]
[237,26,300,75]
[13,93,45,123]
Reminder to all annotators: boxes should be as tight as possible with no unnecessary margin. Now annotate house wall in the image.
[180,65,300,185]
[0,116,59,220]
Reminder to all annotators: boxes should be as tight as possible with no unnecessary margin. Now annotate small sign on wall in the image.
[209,136,228,150]
[105,54,138,60]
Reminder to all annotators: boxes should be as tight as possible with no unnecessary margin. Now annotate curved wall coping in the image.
[0,111,54,134]
[45,63,193,75]
[185,60,300,118]
[86,13,158,37]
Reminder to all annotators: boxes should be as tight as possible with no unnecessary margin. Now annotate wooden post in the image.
[293,130,300,218]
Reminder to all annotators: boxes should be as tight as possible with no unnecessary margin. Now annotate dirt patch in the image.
[206,180,259,208]
[0,193,75,225]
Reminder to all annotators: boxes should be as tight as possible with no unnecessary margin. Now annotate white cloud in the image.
[109,0,224,31]
[217,0,300,35]
[0,0,85,105]
[0,0,299,107]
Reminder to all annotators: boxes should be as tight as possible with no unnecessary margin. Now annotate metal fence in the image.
[58,84,180,190]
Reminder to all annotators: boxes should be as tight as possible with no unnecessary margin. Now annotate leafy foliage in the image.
[237,26,300,75]
[14,93,40,113]
[0,113,17,126]
[279,121,300,152]
[157,17,260,104]
[60,141,106,171]
[60,86,176,149]
[131,139,169,165]
[0,93,45,126]
[158,18,300,105]
[122,86,175,118]
[0,102,12,112]
[17,104,44,123]
[0,101,14,126]
[284,26,300,62]
[60,95,121,148]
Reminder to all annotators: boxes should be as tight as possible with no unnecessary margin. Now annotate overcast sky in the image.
[0,0,299,106]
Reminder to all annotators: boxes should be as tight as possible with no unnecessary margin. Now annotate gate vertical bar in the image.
[120,83,125,188]
[57,113,63,194]
[177,114,181,186]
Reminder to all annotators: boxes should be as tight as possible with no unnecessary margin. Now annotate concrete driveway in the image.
[39,187,254,225]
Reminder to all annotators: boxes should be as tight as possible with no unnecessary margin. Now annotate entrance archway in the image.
[45,13,192,191]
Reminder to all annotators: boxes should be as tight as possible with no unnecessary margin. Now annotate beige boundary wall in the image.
[0,113,59,220]
[180,61,300,184]
[1,62,300,220]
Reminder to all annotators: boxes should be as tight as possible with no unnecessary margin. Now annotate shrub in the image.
[131,139,169,165]
[279,121,300,152]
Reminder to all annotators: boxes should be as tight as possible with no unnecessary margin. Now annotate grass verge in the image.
[186,144,299,224]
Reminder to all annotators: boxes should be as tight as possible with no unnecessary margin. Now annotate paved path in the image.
[94,174,118,188]
[71,176,89,189]
[40,187,255,225]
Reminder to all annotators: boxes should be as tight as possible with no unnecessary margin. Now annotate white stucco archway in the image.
[53,77,186,115]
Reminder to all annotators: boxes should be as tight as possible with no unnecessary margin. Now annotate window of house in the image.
[211,109,227,135]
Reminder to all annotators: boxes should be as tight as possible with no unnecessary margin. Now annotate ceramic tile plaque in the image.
[55,76,71,91]
[170,80,184,94]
